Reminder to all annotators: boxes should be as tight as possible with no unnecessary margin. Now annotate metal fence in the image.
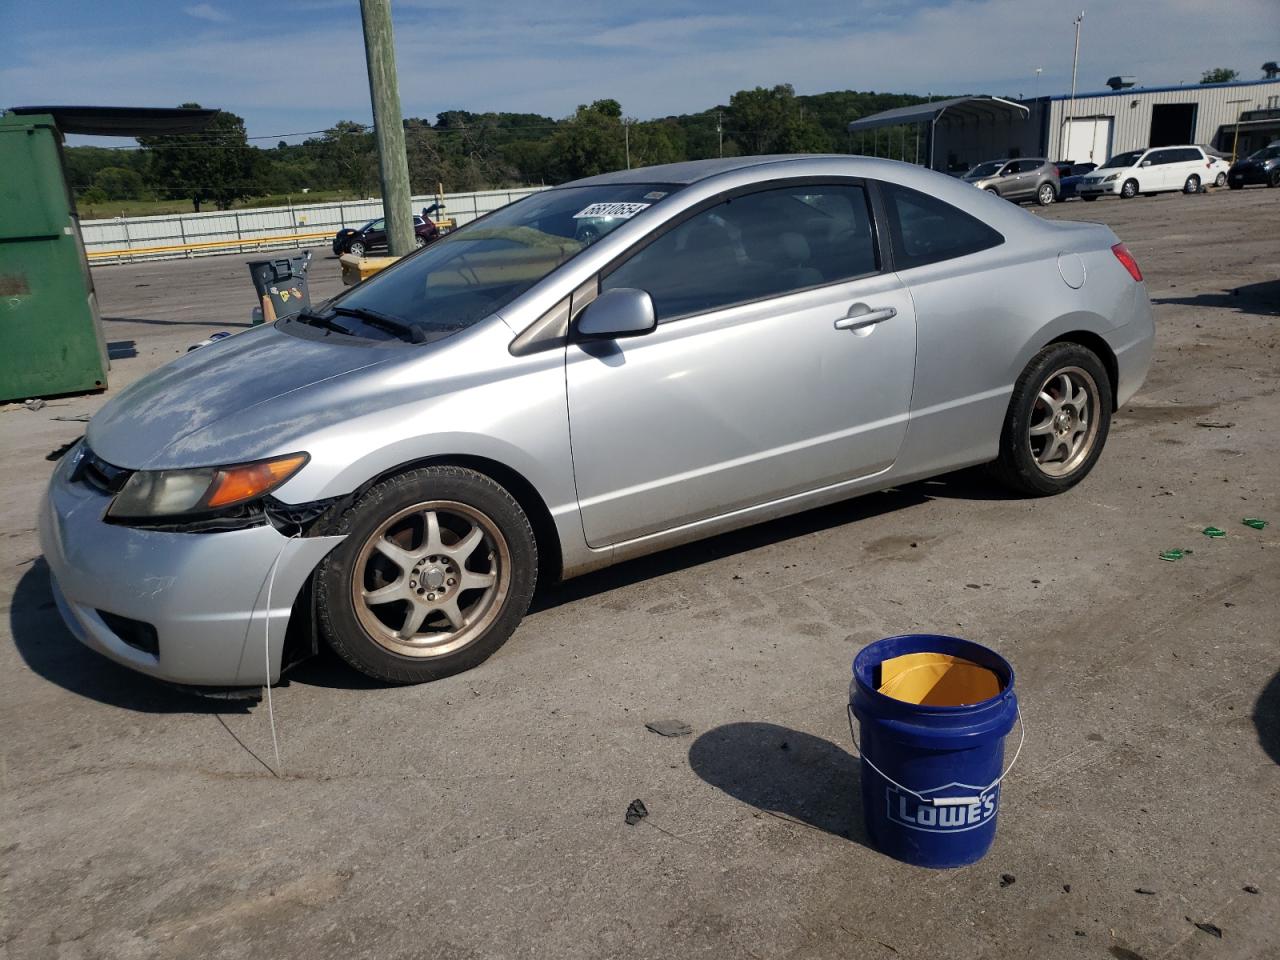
[80,186,546,264]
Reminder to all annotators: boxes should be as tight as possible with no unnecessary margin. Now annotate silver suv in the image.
[963,158,1059,205]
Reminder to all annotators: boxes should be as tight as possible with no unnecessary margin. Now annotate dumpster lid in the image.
[6,106,218,136]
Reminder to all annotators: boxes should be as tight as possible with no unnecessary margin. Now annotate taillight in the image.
[1111,242,1143,282]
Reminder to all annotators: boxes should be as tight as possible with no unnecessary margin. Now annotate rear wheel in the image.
[1081,195,1098,202]
[316,466,537,684]
[1214,172,1227,188]
[414,235,427,249]
[1229,181,1243,190]
[1269,170,1280,188]
[1037,182,1056,206]
[1183,174,1201,194]
[991,343,1113,496]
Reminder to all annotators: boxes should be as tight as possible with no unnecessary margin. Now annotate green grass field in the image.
[76,190,361,220]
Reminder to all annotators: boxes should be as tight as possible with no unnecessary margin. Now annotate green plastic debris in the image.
[1160,549,1185,562]
[1202,526,1226,539]
[1242,518,1269,530]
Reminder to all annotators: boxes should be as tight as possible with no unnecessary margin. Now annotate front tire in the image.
[347,240,366,257]
[1120,179,1139,199]
[316,466,537,684]
[1184,174,1201,194]
[991,343,1113,496]
[1037,182,1056,206]
[1269,170,1280,188]
[1081,194,1098,202]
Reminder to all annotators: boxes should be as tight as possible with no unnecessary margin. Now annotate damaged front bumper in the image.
[38,448,344,686]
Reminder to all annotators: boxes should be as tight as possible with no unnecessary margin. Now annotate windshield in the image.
[325,183,678,339]
[1248,146,1280,161]
[966,161,1004,179]
[1101,150,1144,170]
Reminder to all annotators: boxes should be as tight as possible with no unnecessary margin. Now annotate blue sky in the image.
[3,0,1273,144]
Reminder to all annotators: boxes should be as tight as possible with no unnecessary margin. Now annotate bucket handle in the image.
[845,703,1025,807]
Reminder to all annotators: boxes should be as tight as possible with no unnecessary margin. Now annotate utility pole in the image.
[624,119,631,169]
[717,111,723,158]
[1061,11,1084,161]
[1034,66,1043,99]
[359,0,414,256]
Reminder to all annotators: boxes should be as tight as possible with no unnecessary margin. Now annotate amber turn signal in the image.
[206,454,309,508]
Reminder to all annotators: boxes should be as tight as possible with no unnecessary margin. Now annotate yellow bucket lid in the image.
[878,652,1002,707]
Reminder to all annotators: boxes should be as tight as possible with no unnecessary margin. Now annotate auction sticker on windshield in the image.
[573,202,651,219]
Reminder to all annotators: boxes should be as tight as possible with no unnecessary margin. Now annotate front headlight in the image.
[107,453,308,519]
[1103,173,1119,182]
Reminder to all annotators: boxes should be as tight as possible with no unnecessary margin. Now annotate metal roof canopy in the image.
[846,96,1030,133]
[6,105,217,137]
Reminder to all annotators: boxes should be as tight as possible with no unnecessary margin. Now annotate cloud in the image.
[7,0,1278,141]
[184,3,230,22]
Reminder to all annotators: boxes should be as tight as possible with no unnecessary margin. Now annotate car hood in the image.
[87,324,403,470]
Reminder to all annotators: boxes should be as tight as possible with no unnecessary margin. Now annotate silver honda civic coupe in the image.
[40,155,1154,687]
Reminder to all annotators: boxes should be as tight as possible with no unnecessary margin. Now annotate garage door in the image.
[1063,117,1113,165]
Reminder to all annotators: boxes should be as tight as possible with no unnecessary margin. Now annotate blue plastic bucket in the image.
[849,634,1020,868]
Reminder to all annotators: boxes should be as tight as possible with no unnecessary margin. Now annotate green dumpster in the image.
[0,112,110,402]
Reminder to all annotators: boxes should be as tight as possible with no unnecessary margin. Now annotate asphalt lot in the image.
[2,188,1278,960]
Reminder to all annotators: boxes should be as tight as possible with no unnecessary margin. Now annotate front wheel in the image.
[1081,194,1098,202]
[985,187,1000,196]
[990,343,1113,496]
[1120,179,1139,199]
[316,466,538,684]
[347,239,366,257]
[1037,183,1056,206]
[1269,170,1280,188]
[1184,174,1201,194]
[414,235,427,249]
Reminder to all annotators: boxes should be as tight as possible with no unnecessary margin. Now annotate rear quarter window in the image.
[880,182,1004,271]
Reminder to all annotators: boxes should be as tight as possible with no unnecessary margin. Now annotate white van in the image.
[1077,145,1218,200]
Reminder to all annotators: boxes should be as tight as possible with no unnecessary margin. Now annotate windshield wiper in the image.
[331,306,428,344]
[294,310,354,336]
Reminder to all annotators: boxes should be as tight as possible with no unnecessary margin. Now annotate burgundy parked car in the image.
[333,211,440,256]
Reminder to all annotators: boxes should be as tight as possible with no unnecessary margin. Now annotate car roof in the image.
[563,154,853,187]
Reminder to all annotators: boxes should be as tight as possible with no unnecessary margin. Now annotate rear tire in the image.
[1120,179,1139,199]
[1081,195,1098,202]
[315,466,537,684]
[1037,182,1056,206]
[991,343,1113,497]
[1269,170,1280,188]
[1229,181,1243,190]
[1214,172,1227,188]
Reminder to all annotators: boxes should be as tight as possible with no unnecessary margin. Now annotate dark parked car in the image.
[333,213,440,256]
[1228,144,1280,189]
[1057,162,1098,200]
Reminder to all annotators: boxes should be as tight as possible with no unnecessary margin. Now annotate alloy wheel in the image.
[1027,367,1101,477]
[351,500,511,658]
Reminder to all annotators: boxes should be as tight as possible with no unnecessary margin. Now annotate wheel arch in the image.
[347,454,564,587]
[1046,330,1120,410]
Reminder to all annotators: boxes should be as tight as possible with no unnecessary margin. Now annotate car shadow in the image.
[531,470,1014,613]
[1150,279,1280,317]
[688,721,870,846]
[9,560,253,714]
[1255,668,1280,766]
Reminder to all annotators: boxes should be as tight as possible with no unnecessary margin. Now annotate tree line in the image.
[64,85,934,212]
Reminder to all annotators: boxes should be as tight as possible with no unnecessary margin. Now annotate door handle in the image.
[834,306,897,331]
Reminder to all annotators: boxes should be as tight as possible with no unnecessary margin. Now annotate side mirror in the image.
[1140,160,1151,167]
[575,287,657,340]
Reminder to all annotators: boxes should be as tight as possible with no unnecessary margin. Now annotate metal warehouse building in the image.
[849,77,1280,174]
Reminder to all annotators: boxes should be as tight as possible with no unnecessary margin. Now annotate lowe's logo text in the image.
[886,786,999,833]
